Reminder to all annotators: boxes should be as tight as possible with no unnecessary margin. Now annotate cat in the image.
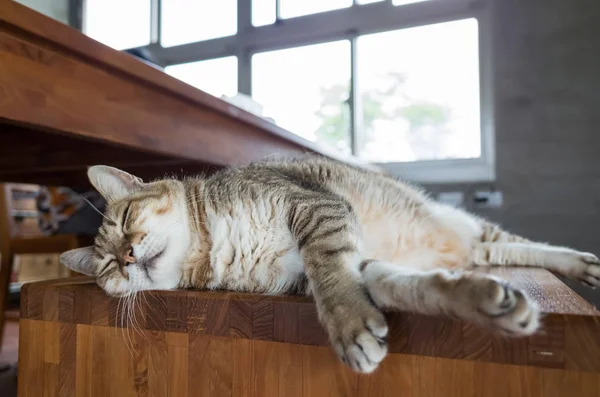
[60,156,600,374]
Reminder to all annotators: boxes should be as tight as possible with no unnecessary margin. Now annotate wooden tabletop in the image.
[0,1,367,187]
[21,267,600,372]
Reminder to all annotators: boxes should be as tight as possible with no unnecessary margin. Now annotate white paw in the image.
[574,252,600,287]
[553,251,600,288]
[326,304,388,373]
[477,278,540,336]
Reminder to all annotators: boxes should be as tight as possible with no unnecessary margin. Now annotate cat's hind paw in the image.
[448,273,541,337]
[551,250,600,288]
[476,278,541,336]
[576,252,600,287]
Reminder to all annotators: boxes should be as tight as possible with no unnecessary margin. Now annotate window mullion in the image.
[276,0,282,22]
[349,36,363,156]
[150,0,161,45]
[237,0,252,95]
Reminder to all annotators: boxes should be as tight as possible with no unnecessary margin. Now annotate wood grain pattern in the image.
[232,338,255,397]
[147,331,168,397]
[210,337,233,397]
[252,298,274,341]
[91,326,110,397]
[59,323,76,397]
[19,268,600,374]
[230,300,253,339]
[273,301,298,343]
[188,333,211,396]
[19,318,600,397]
[17,267,600,397]
[75,324,93,397]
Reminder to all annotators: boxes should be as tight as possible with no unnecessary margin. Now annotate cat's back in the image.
[241,157,480,267]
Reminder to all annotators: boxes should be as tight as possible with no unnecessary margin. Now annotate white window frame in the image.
[84,0,494,184]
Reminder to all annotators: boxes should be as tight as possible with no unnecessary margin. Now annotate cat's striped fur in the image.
[61,156,600,373]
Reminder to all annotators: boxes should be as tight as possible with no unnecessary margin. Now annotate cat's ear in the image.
[87,165,145,202]
[60,247,96,276]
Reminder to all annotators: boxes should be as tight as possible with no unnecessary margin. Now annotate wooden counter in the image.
[0,1,366,188]
[18,268,600,396]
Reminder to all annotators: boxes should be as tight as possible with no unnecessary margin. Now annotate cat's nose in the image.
[123,248,136,265]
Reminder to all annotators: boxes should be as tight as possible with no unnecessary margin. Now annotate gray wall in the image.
[429,0,600,305]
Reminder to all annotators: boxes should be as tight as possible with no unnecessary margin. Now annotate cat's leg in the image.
[361,260,540,336]
[288,198,388,374]
[473,221,600,287]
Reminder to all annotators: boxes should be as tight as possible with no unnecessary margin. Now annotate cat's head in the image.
[60,166,191,296]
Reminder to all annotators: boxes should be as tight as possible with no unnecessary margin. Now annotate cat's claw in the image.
[328,305,388,373]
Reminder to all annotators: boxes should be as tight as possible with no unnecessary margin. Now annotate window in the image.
[252,41,351,154]
[252,0,277,27]
[166,57,238,98]
[84,0,492,183]
[279,0,352,19]
[84,0,150,50]
[357,19,480,163]
[161,0,237,47]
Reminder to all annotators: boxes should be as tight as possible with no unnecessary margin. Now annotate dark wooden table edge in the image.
[0,1,375,171]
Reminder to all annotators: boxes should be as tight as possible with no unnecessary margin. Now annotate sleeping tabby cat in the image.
[61,157,600,373]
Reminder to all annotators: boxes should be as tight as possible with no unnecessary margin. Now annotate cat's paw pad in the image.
[327,305,388,374]
[477,278,540,336]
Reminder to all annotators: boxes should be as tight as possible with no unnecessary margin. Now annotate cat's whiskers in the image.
[80,195,115,224]
[117,295,134,357]
[124,291,137,357]
[130,280,146,345]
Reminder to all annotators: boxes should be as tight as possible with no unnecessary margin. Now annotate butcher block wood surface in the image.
[18,268,600,396]
[0,1,367,188]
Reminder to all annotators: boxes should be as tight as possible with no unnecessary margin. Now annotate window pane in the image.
[252,41,351,154]
[357,0,384,4]
[161,0,237,47]
[166,57,238,98]
[84,0,150,50]
[280,0,352,19]
[357,19,480,163]
[253,0,276,26]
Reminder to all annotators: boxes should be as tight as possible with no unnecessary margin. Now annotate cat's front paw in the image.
[323,301,388,373]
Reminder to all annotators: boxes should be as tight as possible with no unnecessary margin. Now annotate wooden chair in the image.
[0,184,81,352]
